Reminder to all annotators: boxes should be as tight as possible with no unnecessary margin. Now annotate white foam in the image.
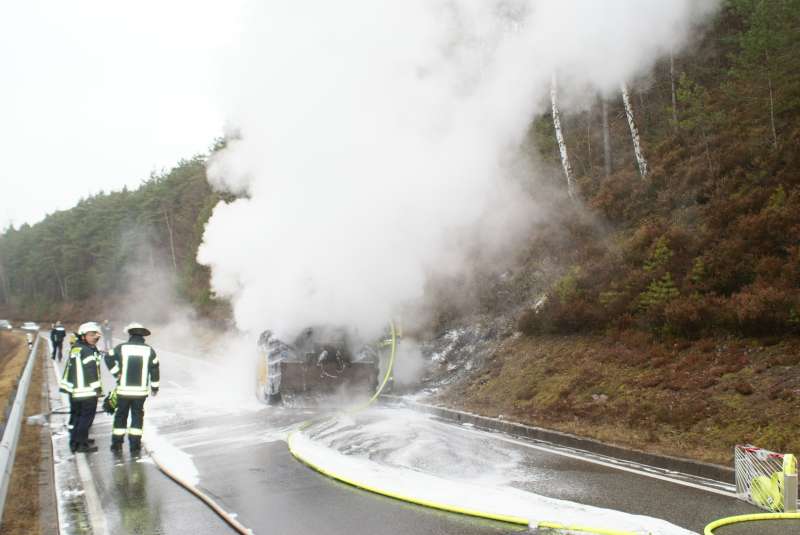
[292,425,694,534]
[143,426,200,486]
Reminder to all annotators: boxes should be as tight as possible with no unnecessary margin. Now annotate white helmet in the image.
[125,322,151,336]
[78,322,102,335]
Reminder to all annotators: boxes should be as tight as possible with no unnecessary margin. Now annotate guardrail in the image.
[0,333,40,524]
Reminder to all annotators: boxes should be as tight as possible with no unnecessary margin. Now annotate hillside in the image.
[0,0,798,463]
[418,1,800,462]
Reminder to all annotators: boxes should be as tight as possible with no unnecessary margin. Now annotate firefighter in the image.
[50,320,66,361]
[105,322,159,453]
[61,331,80,435]
[60,322,103,453]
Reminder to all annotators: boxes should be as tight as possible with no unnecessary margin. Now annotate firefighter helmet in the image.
[125,322,151,336]
[77,321,102,335]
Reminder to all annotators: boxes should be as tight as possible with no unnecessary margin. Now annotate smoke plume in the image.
[198,0,719,340]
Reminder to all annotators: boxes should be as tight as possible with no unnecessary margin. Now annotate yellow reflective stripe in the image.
[76,354,85,389]
[128,428,143,436]
[109,364,120,375]
[150,381,160,387]
[152,357,159,364]
[121,350,129,387]
[112,429,127,436]
[116,387,148,396]
[82,356,95,364]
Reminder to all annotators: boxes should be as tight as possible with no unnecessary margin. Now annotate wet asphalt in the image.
[84,423,230,535]
[163,407,794,535]
[51,342,798,535]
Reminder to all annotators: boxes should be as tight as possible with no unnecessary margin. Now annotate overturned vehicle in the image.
[256,325,396,406]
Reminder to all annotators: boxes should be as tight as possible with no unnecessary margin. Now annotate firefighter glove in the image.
[151,387,159,396]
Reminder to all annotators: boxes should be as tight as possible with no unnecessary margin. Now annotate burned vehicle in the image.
[256,325,395,406]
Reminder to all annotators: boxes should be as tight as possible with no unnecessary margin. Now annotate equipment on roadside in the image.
[102,388,118,415]
[735,444,798,513]
[102,389,118,414]
[256,325,396,406]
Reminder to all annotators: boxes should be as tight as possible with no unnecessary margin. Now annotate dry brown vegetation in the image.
[439,333,800,465]
[0,339,48,534]
[423,3,800,466]
[0,332,29,424]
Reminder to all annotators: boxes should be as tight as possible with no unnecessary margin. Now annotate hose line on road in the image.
[288,322,640,535]
[703,512,800,534]
[145,445,253,535]
[347,320,398,413]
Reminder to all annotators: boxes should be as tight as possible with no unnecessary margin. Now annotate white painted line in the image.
[392,397,738,498]
[74,453,109,535]
[455,422,737,499]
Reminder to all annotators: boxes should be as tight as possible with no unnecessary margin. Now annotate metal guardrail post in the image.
[0,334,40,524]
[785,474,798,513]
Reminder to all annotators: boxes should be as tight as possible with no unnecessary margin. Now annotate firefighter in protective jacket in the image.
[50,321,67,361]
[105,322,159,452]
[60,322,103,453]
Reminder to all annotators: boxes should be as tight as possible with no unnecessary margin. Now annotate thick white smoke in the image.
[198,0,719,339]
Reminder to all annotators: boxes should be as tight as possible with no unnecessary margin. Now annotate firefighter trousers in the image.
[70,397,97,446]
[52,341,63,360]
[68,396,78,432]
[112,396,146,448]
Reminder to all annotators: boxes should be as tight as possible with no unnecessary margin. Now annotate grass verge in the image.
[0,335,49,534]
[438,333,800,466]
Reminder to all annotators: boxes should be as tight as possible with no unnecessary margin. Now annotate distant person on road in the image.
[25,332,33,349]
[101,319,113,353]
[105,322,160,454]
[50,321,67,361]
[60,322,103,453]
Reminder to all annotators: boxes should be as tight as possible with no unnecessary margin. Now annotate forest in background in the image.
[0,0,798,342]
[0,154,233,321]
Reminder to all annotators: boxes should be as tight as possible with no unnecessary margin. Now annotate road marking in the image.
[74,452,109,535]
[387,397,738,498]
[455,423,737,498]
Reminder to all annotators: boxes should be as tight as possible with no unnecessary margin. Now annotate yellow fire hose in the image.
[288,321,640,535]
[703,512,800,534]
[145,445,253,534]
[704,453,799,533]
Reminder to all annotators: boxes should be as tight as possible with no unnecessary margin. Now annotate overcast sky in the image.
[0,0,242,227]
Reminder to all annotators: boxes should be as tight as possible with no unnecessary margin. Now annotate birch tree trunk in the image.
[551,74,576,199]
[162,206,178,274]
[601,98,612,179]
[768,74,778,150]
[763,50,778,150]
[53,267,67,301]
[621,82,649,178]
[670,52,679,130]
[586,112,593,178]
